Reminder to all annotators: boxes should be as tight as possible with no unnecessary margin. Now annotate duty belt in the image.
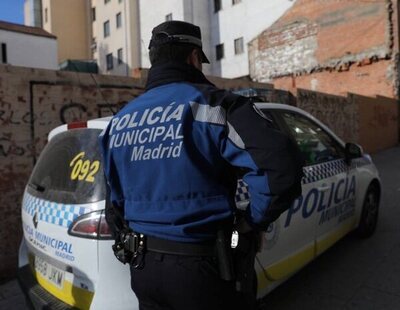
[146,236,216,256]
[123,233,215,256]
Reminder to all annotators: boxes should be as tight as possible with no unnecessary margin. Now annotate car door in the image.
[253,108,320,294]
[277,110,357,256]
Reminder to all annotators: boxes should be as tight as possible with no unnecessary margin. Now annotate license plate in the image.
[34,256,65,289]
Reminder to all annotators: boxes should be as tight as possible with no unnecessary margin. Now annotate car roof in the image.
[48,116,112,140]
[48,103,345,146]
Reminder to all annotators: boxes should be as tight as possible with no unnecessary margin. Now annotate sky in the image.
[0,0,25,24]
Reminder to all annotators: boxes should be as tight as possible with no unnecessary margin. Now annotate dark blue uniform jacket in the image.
[99,62,303,242]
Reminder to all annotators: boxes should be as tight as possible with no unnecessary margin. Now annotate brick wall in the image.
[249,0,398,99]
[356,94,399,153]
[295,88,398,153]
[273,60,395,98]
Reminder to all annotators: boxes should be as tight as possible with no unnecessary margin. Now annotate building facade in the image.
[0,20,57,70]
[248,0,399,99]
[138,0,295,78]
[41,0,92,64]
[24,0,43,27]
[24,0,295,77]
[91,0,140,76]
[208,0,295,78]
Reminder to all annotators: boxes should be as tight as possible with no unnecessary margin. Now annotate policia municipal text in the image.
[99,21,304,310]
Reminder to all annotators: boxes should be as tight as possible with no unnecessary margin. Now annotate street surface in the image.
[1,146,399,310]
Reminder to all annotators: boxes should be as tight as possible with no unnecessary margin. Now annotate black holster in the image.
[233,231,259,294]
[215,229,235,281]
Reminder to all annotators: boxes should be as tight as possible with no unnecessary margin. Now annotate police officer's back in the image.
[100,20,303,310]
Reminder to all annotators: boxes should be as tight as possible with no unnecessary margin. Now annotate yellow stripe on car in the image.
[257,244,314,291]
[257,219,357,291]
[316,219,357,255]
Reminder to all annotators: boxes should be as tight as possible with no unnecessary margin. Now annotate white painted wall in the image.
[210,0,295,78]
[0,29,57,69]
[24,0,42,27]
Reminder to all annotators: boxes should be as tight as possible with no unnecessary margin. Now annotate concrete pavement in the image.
[1,145,400,310]
[0,279,28,310]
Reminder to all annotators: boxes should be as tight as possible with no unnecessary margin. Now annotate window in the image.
[1,43,7,64]
[214,0,221,12]
[92,7,96,22]
[106,53,113,70]
[27,129,106,204]
[216,43,224,60]
[117,48,123,65]
[104,20,110,37]
[44,8,48,23]
[116,12,122,28]
[232,0,241,4]
[234,37,244,55]
[165,13,173,21]
[281,112,345,166]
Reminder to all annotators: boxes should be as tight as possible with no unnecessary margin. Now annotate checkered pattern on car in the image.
[235,159,353,204]
[302,159,348,185]
[22,192,89,228]
[235,179,250,203]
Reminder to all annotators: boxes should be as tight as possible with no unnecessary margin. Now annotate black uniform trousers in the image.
[130,251,247,310]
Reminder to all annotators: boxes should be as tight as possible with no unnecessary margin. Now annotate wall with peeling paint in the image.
[249,0,399,99]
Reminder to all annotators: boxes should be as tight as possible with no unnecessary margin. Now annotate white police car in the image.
[18,103,380,309]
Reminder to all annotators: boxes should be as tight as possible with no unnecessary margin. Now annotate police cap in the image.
[148,21,210,64]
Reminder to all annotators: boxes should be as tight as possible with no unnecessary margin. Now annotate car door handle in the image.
[318,185,330,192]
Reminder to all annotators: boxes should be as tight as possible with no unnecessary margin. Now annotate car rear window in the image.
[27,128,106,204]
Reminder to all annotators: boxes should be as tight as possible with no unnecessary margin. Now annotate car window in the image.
[280,111,345,166]
[27,128,106,204]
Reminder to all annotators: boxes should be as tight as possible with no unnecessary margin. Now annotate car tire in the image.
[355,183,379,238]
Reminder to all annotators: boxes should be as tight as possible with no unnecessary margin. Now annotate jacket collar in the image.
[145,62,214,91]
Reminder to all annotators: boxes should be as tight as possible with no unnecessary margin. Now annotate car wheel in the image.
[355,183,379,238]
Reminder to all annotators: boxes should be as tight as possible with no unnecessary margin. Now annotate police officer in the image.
[99,20,303,310]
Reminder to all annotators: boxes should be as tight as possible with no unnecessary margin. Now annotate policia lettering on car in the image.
[285,174,356,227]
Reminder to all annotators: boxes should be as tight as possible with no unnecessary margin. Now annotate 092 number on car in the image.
[70,152,100,183]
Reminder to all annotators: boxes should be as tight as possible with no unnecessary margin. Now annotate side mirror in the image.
[345,142,363,164]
